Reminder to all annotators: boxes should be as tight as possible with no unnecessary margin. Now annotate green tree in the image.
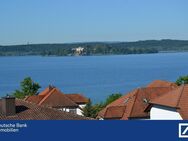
[176,75,188,86]
[13,90,25,99]
[91,103,104,118]
[82,93,122,118]
[103,93,122,107]
[82,99,103,118]
[82,99,93,117]
[13,77,41,99]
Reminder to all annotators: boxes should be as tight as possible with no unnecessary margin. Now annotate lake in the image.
[0,52,188,103]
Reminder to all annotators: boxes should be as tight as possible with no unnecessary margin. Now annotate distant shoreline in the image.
[0,50,188,58]
[1,39,188,57]
[158,50,188,53]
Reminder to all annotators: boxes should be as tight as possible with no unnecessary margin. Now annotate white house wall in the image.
[76,108,83,116]
[150,105,182,120]
[79,104,86,109]
[76,104,86,116]
[57,104,86,116]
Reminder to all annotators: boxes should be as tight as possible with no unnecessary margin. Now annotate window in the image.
[69,108,76,114]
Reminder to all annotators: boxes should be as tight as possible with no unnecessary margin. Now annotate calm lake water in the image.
[0,52,188,103]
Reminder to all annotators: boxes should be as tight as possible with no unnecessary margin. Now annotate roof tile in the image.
[66,94,89,104]
[98,87,174,119]
[25,87,78,108]
[0,99,91,120]
[149,85,188,119]
[147,80,177,88]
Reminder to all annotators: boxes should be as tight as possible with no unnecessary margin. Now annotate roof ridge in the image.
[104,107,109,118]
[176,85,185,108]
[38,88,56,105]
[128,88,139,118]
[38,87,50,96]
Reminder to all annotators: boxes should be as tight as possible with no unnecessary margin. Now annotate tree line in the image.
[1,39,188,56]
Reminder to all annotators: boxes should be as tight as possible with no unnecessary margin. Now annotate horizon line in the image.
[1,38,188,46]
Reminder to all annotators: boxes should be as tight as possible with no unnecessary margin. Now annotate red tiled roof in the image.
[0,99,91,120]
[98,89,137,120]
[149,86,183,108]
[24,95,45,104]
[129,87,175,118]
[104,106,126,119]
[147,80,177,88]
[25,86,78,108]
[148,85,188,119]
[98,87,174,120]
[38,86,54,96]
[38,88,78,108]
[66,94,89,104]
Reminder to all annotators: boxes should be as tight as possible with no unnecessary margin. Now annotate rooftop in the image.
[0,99,91,120]
[148,84,188,119]
[65,94,89,104]
[104,106,126,119]
[25,86,81,108]
[98,86,175,120]
[147,80,177,88]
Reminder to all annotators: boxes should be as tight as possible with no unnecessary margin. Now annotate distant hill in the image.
[0,39,188,56]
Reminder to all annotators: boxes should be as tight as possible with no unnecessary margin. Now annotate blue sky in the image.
[0,0,187,45]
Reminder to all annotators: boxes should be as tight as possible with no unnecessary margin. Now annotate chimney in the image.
[1,96,16,116]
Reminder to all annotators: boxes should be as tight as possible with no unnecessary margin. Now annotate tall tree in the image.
[13,77,41,99]
[91,103,104,118]
[176,75,188,86]
[82,99,103,118]
[82,99,93,117]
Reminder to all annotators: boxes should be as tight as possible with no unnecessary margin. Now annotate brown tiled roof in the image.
[0,99,91,120]
[38,86,54,96]
[149,86,183,108]
[148,85,188,119]
[39,88,78,108]
[129,87,175,118]
[98,87,174,120]
[147,80,177,88]
[98,89,137,120]
[104,106,126,119]
[24,95,45,104]
[25,87,78,108]
[66,94,89,104]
